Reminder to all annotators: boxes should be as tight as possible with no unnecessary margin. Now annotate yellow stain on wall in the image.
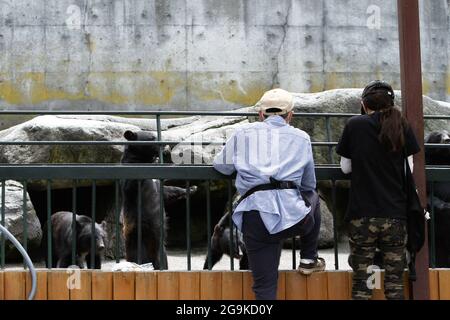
[447,73,450,95]
[0,71,187,106]
[189,75,267,106]
[422,78,430,96]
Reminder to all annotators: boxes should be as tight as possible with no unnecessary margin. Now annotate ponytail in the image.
[378,107,406,152]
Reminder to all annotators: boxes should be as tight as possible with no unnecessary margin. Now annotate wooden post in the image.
[397,0,430,300]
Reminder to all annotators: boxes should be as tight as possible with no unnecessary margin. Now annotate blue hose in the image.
[0,224,36,300]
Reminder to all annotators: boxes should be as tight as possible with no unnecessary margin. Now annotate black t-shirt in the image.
[336,112,421,221]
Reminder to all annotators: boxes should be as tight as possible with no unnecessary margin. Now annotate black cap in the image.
[362,80,395,101]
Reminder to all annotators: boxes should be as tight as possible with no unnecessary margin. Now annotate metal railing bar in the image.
[292,237,296,270]
[46,180,52,268]
[71,180,77,266]
[0,165,447,181]
[227,180,234,270]
[0,111,358,117]
[137,180,142,265]
[1,181,5,269]
[115,180,120,263]
[22,180,27,269]
[0,110,448,119]
[331,180,339,270]
[430,182,436,268]
[206,180,212,270]
[90,180,96,269]
[186,180,191,271]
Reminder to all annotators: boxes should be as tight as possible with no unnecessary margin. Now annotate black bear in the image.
[203,210,248,270]
[42,211,107,269]
[425,131,450,267]
[121,130,196,269]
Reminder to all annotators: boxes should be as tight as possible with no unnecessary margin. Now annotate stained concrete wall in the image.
[0,0,448,122]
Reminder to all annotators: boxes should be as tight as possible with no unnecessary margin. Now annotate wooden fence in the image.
[0,269,448,300]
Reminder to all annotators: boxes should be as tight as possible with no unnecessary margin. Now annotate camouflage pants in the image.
[348,217,407,300]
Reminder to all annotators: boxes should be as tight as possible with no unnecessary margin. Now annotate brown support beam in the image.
[397,0,430,300]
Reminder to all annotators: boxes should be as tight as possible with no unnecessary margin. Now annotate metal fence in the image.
[0,111,449,271]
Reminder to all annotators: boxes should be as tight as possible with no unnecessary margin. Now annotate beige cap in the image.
[254,88,294,115]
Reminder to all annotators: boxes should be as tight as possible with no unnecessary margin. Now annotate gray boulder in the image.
[318,197,334,248]
[0,180,42,260]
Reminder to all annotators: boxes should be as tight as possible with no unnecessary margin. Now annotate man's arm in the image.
[299,140,317,191]
[213,132,237,175]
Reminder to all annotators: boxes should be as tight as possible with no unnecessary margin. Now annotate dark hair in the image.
[362,90,407,152]
[263,112,289,119]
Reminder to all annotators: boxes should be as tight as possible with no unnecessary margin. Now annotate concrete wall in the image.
[0,0,448,118]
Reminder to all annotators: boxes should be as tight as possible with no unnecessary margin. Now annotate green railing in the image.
[0,110,448,271]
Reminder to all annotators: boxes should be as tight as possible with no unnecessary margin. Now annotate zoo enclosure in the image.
[0,111,449,272]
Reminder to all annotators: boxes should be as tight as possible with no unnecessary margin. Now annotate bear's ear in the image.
[100,220,107,231]
[124,130,138,141]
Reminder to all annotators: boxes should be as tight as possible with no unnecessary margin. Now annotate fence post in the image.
[397,0,430,300]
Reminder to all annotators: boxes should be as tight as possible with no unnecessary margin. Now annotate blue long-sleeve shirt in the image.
[213,115,316,234]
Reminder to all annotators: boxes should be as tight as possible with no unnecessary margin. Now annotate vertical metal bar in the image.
[90,180,96,269]
[227,180,234,270]
[186,180,191,271]
[292,237,296,270]
[157,114,165,270]
[206,180,212,270]
[1,180,5,269]
[22,181,27,269]
[397,0,429,299]
[429,182,436,268]
[156,114,164,163]
[47,180,52,269]
[332,180,339,270]
[159,181,165,270]
[72,180,77,266]
[137,180,142,265]
[325,116,334,164]
[115,180,120,263]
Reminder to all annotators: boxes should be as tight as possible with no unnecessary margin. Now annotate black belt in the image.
[235,177,297,208]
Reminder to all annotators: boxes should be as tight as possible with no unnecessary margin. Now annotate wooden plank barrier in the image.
[0,269,449,300]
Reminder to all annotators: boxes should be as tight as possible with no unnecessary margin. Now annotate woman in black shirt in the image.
[337,80,420,300]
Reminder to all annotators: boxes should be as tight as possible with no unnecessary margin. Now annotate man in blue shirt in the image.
[213,88,325,300]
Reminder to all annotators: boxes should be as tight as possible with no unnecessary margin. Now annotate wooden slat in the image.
[429,269,440,300]
[327,271,350,300]
[48,270,69,300]
[92,271,113,300]
[26,270,48,300]
[348,271,353,299]
[135,272,157,300]
[200,272,222,300]
[403,272,410,300]
[306,272,328,300]
[438,270,450,300]
[285,271,307,300]
[0,271,4,300]
[242,271,255,300]
[371,271,385,300]
[157,272,179,300]
[70,271,92,300]
[221,272,242,300]
[178,272,200,300]
[276,272,286,300]
[113,272,135,300]
[4,271,26,300]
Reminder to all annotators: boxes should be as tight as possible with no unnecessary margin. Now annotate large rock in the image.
[318,197,334,248]
[0,180,42,260]
[1,89,448,173]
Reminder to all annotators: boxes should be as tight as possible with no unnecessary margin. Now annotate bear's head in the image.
[425,131,450,165]
[121,130,161,163]
[76,215,107,254]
